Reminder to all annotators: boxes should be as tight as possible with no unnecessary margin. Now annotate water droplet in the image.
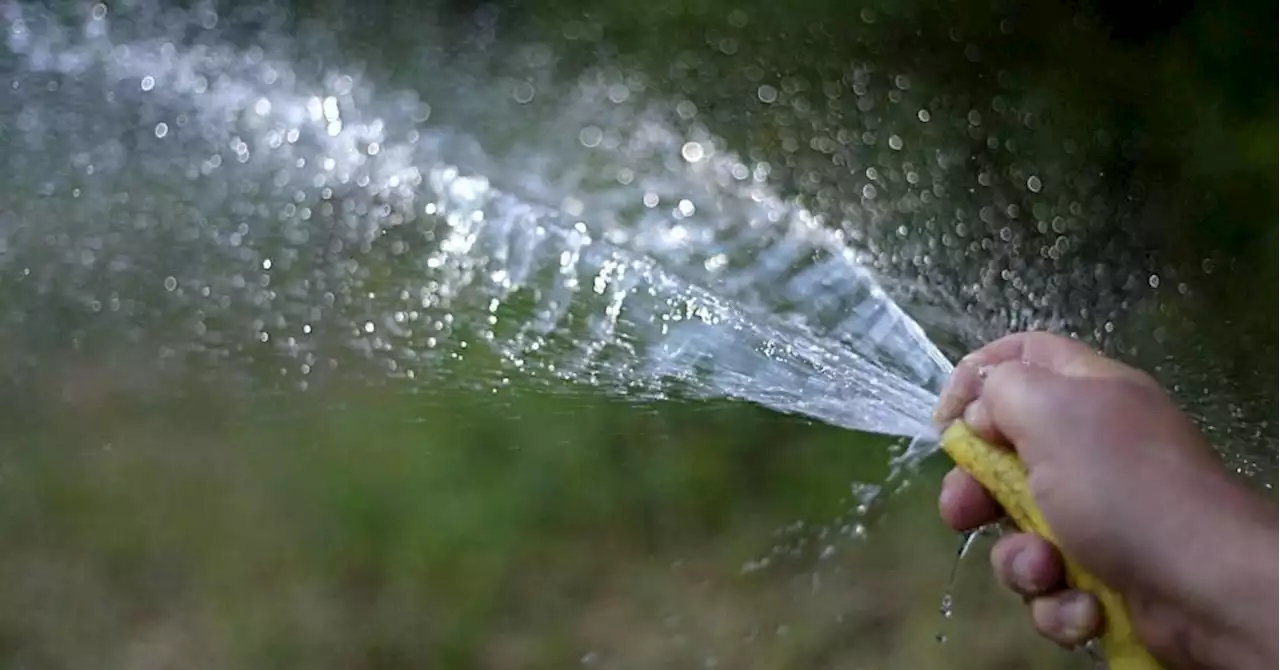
[512,81,535,103]
[579,126,603,148]
[607,84,630,103]
[681,141,705,163]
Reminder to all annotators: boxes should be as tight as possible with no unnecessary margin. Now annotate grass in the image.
[0,364,1084,669]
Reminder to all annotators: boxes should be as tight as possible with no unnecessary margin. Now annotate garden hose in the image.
[939,420,1163,670]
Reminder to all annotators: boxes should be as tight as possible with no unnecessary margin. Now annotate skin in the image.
[933,331,1278,670]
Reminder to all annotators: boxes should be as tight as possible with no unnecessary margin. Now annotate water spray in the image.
[2,4,1262,668]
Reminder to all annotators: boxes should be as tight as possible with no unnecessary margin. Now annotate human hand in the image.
[933,331,1278,670]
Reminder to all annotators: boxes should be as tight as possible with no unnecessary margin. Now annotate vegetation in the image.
[0,372,1083,668]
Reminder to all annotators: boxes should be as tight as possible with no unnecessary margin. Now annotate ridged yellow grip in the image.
[940,421,1163,670]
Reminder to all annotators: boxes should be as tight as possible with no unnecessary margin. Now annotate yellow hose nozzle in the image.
[939,421,1164,670]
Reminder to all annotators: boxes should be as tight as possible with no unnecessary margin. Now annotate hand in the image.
[933,331,1278,670]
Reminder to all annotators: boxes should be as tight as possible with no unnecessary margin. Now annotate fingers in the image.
[938,360,1065,448]
[934,331,1154,428]
[967,331,1099,374]
[960,392,1001,446]
[938,475,1100,649]
[990,534,1102,648]
[934,332,1120,652]
[962,360,1078,464]
[932,330,1084,429]
[939,467,1001,530]
[991,533,1063,596]
[1030,590,1103,648]
[932,354,985,426]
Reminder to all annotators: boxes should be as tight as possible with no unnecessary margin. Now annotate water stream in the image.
[4,0,1274,479]
[3,2,958,444]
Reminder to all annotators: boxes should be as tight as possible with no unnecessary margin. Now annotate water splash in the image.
[0,0,1272,488]
[415,164,952,440]
[0,1,958,452]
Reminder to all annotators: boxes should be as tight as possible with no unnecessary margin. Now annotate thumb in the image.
[962,360,1080,467]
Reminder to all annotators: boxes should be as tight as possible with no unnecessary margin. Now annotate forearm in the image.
[1183,483,1278,670]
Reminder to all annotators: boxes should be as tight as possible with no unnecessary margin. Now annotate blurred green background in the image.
[0,0,1274,668]
[0,366,1078,669]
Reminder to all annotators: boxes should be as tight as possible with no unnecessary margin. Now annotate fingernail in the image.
[931,402,954,426]
[932,393,956,426]
[932,377,960,424]
[1011,548,1039,591]
[1059,593,1095,641]
[962,398,988,429]
[932,358,983,425]
[938,480,955,511]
